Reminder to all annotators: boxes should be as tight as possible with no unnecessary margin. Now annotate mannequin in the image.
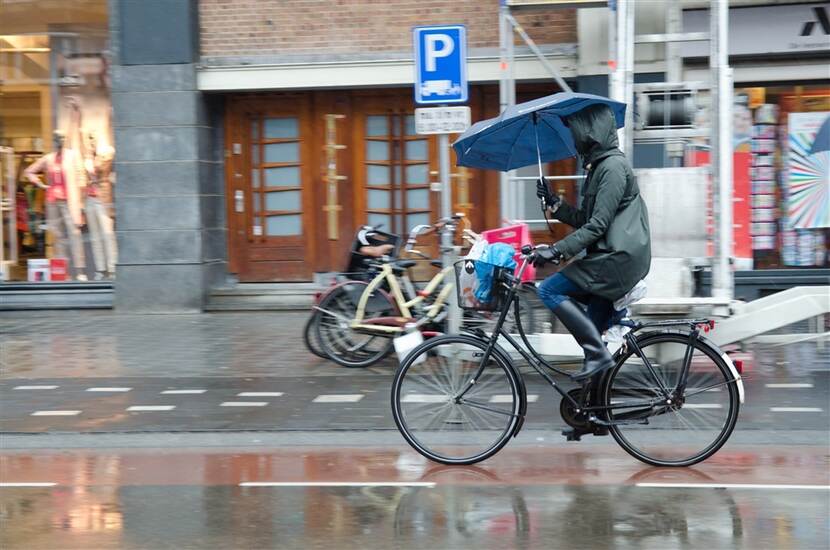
[23,131,87,280]
[82,133,117,279]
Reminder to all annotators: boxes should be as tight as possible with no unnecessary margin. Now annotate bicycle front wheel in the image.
[603,332,740,467]
[391,334,523,465]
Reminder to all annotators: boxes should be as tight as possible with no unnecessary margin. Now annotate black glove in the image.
[536,178,560,211]
[532,245,564,268]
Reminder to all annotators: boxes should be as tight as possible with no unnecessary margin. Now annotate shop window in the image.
[0,0,114,283]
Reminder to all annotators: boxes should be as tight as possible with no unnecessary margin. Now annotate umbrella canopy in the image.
[808,115,830,155]
[453,92,626,172]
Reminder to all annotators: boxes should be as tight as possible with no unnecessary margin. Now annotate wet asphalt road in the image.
[1,310,828,549]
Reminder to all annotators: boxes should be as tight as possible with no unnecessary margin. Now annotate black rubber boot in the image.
[553,299,615,381]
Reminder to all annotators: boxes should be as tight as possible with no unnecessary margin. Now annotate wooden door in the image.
[226,96,315,281]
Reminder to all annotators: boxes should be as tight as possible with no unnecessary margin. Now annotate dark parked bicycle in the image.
[391,244,745,467]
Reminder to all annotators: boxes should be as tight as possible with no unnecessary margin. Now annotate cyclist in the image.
[534,103,651,381]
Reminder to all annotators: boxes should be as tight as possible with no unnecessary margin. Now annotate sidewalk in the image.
[0,310,383,380]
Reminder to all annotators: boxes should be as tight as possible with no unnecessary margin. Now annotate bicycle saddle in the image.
[392,259,416,272]
[430,260,443,268]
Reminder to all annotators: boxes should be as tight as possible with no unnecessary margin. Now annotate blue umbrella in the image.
[809,115,830,155]
[452,92,626,178]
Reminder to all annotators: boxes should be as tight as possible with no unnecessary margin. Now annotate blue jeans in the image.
[537,272,620,333]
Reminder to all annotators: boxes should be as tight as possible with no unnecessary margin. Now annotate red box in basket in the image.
[49,258,68,281]
[481,223,536,282]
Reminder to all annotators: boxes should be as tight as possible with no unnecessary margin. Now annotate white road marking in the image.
[237,392,284,397]
[31,410,81,417]
[402,394,447,403]
[86,387,132,392]
[637,482,830,491]
[490,394,539,403]
[770,407,823,413]
[13,385,58,390]
[0,482,57,488]
[127,405,176,412]
[683,403,723,409]
[220,401,269,407]
[239,481,436,488]
[765,383,814,389]
[313,394,364,403]
[161,389,207,394]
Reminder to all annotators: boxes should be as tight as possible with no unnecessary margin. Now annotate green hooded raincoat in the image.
[553,104,652,302]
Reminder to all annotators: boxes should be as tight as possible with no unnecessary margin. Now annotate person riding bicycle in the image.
[534,103,651,381]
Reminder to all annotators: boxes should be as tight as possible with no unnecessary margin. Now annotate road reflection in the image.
[1,446,828,549]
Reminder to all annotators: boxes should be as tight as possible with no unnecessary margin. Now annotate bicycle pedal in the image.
[561,428,582,442]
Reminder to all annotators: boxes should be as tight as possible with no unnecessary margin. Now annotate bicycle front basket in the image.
[454,259,512,312]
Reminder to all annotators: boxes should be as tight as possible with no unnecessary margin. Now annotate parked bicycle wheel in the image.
[303,311,326,359]
[391,334,523,465]
[316,283,395,368]
[602,332,740,467]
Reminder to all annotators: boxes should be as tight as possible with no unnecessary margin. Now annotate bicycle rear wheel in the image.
[391,334,523,465]
[603,332,740,467]
[315,283,394,368]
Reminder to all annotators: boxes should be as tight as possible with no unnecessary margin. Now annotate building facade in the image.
[1,0,827,311]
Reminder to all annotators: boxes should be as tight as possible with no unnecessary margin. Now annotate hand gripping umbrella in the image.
[452,91,626,181]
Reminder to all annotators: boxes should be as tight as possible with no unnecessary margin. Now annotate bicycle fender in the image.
[487,343,528,438]
[696,335,745,404]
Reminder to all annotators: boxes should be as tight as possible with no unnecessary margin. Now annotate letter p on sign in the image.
[424,34,454,71]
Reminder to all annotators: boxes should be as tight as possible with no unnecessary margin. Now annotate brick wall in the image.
[200,0,576,58]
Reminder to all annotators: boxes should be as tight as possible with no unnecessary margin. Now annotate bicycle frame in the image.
[350,263,455,334]
[455,255,739,420]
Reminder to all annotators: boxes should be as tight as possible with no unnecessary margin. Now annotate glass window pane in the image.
[405,164,428,184]
[266,214,302,236]
[405,140,428,160]
[367,189,390,210]
[251,145,259,166]
[366,116,388,137]
[253,193,261,213]
[264,118,298,139]
[367,213,391,230]
[251,120,259,141]
[404,115,415,136]
[265,142,299,163]
[265,167,300,187]
[266,191,300,211]
[406,188,430,210]
[366,140,388,161]
[252,169,260,188]
[407,212,430,231]
[367,165,390,186]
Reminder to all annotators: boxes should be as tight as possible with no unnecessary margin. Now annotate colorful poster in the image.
[787,112,830,229]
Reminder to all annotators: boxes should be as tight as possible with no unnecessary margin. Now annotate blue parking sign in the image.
[413,25,468,105]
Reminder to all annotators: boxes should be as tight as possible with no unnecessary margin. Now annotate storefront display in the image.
[737,86,829,269]
[0,0,115,283]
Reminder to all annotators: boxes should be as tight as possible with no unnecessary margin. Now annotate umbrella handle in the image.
[533,114,546,209]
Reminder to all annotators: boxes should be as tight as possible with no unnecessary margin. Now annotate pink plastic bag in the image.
[481,223,536,282]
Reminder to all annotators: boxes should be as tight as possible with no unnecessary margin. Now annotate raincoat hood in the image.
[566,103,620,168]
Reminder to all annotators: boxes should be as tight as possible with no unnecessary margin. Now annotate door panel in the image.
[227,96,315,281]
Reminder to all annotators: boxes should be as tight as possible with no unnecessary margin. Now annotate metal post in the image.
[623,0,635,155]
[710,0,734,301]
[439,132,461,334]
[610,0,627,150]
[499,3,511,223]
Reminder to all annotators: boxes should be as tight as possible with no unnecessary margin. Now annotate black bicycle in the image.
[391,245,744,467]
